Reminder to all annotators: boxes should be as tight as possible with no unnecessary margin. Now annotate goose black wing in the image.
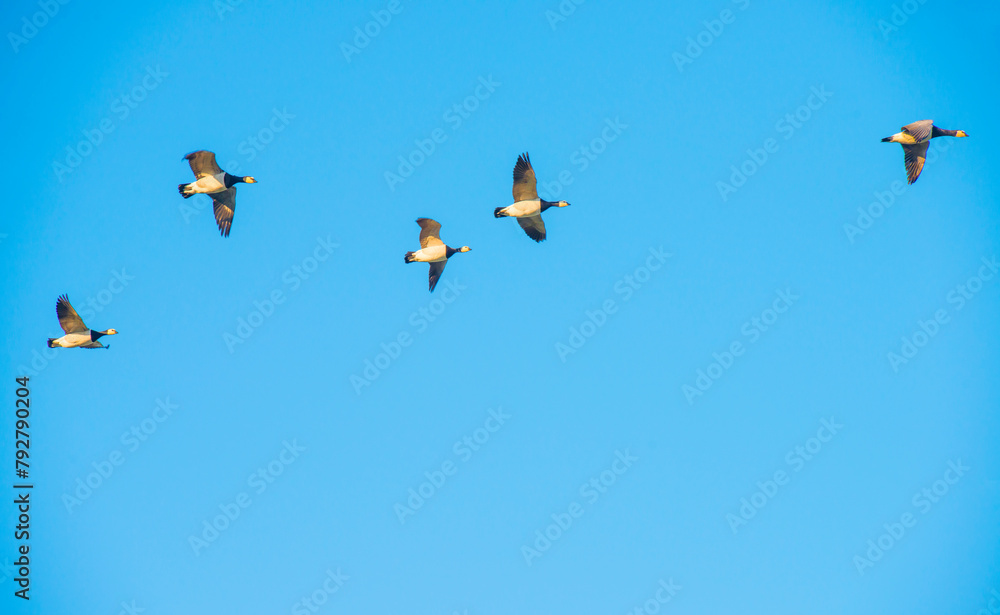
[903,142,930,184]
[184,150,223,179]
[516,215,546,242]
[512,153,538,202]
[56,294,88,333]
[417,218,444,248]
[428,261,446,292]
[210,188,237,237]
[902,120,933,143]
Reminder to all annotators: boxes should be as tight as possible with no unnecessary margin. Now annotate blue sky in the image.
[2,0,999,613]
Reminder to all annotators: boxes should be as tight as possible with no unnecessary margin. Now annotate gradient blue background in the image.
[2,1,999,613]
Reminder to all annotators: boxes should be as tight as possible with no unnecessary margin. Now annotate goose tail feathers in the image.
[404,251,416,263]
[178,184,193,198]
[494,207,508,218]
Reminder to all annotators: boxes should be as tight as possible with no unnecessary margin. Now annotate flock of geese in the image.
[46,121,967,347]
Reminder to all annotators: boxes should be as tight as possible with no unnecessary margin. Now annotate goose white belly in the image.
[411,245,447,262]
[505,199,541,217]
[191,172,227,194]
[53,332,93,348]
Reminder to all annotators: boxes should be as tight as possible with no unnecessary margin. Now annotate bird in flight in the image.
[47,294,118,349]
[882,120,968,184]
[178,150,257,237]
[403,218,471,292]
[495,152,570,242]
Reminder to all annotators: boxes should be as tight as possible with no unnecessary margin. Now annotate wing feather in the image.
[902,120,933,143]
[184,150,223,179]
[417,218,443,248]
[512,153,538,202]
[428,261,446,292]
[903,142,929,184]
[517,215,546,242]
[210,188,237,237]
[56,294,88,333]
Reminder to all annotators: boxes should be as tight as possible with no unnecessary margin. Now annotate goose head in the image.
[104,329,119,335]
[457,246,471,253]
[556,200,570,207]
[956,130,969,138]
[242,176,258,184]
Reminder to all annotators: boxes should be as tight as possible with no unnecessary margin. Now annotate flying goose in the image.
[403,218,470,292]
[178,150,257,237]
[882,120,968,184]
[494,153,570,242]
[47,295,118,349]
